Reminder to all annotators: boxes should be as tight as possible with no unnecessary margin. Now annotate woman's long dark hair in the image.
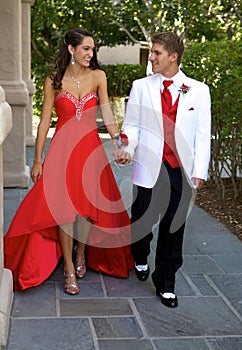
[51,28,102,90]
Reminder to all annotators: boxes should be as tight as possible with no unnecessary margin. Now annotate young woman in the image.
[4,28,134,295]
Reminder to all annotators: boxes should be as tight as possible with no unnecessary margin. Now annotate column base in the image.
[3,165,30,188]
[26,135,35,147]
[0,268,13,350]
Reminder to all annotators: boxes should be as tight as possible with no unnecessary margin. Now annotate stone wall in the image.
[0,1,35,348]
[0,0,35,188]
[0,86,13,350]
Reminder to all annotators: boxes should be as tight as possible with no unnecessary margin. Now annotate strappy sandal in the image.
[75,256,86,279]
[64,272,80,295]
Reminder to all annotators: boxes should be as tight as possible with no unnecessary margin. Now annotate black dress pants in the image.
[131,162,192,293]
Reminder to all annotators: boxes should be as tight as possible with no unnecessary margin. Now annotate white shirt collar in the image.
[160,71,184,95]
[160,70,183,86]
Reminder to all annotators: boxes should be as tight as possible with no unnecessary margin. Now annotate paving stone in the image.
[186,207,229,237]
[183,229,242,255]
[103,272,155,297]
[57,281,104,298]
[98,339,154,350]
[182,255,224,274]
[209,274,242,315]
[211,255,242,273]
[60,298,133,316]
[7,318,94,350]
[174,272,195,296]
[11,283,57,317]
[184,209,242,256]
[153,338,210,350]
[189,275,217,296]
[3,189,21,233]
[92,316,143,338]
[20,188,30,200]
[133,296,242,337]
[206,336,242,350]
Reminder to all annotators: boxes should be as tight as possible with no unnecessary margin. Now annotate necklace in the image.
[71,75,84,89]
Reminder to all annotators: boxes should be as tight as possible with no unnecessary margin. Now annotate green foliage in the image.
[182,40,242,198]
[113,0,242,43]
[31,0,242,115]
[103,64,146,97]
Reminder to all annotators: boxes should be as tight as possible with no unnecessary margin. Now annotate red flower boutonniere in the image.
[178,84,191,94]
[113,133,129,147]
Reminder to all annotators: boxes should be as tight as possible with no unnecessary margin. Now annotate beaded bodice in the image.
[54,91,98,121]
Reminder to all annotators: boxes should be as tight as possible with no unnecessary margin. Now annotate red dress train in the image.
[4,91,134,291]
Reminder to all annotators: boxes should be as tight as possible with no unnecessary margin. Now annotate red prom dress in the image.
[4,91,134,291]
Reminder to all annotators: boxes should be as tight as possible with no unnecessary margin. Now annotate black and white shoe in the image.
[134,264,150,281]
[156,290,178,308]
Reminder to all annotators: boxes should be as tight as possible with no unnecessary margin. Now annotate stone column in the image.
[22,0,35,147]
[0,0,30,188]
[0,86,13,350]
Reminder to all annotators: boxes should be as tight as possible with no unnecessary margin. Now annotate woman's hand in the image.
[31,161,42,183]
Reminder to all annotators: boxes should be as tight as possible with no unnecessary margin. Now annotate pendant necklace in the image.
[71,75,84,89]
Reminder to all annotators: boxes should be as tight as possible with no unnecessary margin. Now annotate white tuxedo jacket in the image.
[122,71,211,188]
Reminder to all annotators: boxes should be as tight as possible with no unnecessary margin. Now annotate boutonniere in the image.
[178,84,191,94]
[113,133,129,147]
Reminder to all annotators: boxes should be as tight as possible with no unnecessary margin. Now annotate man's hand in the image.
[192,177,204,189]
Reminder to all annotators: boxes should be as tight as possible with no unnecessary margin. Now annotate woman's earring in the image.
[71,53,75,65]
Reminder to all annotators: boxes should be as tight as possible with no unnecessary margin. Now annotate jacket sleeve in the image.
[192,83,211,180]
[121,81,140,158]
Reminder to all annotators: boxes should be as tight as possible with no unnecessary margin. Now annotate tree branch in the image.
[229,0,242,25]
[135,17,150,42]
[31,39,45,59]
[111,22,149,46]
[141,0,151,11]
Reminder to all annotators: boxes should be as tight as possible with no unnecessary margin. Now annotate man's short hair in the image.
[151,32,184,65]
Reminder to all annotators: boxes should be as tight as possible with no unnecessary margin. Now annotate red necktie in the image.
[162,80,173,110]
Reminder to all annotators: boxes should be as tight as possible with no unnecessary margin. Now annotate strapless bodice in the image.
[54,91,98,130]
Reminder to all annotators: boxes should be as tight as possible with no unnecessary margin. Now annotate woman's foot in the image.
[64,272,80,295]
[75,256,86,279]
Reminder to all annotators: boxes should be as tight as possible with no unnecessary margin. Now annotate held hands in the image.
[112,132,131,165]
[31,161,42,183]
[112,141,131,165]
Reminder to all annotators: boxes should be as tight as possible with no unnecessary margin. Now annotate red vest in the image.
[161,91,180,168]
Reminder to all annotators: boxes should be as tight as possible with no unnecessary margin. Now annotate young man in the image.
[115,32,211,308]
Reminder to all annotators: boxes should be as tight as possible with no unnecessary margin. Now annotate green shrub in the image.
[182,40,241,198]
[102,64,146,97]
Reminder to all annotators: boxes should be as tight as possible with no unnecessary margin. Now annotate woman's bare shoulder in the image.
[92,68,106,80]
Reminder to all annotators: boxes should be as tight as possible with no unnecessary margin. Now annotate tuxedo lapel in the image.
[176,74,192,127]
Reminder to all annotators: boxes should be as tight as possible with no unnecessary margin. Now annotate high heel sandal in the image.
[64,272,80,295]
[75,256,86,279]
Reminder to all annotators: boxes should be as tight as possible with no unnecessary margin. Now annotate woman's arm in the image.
[96,70,119,138]
[97,70,131,164]
[31,77,55,183]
